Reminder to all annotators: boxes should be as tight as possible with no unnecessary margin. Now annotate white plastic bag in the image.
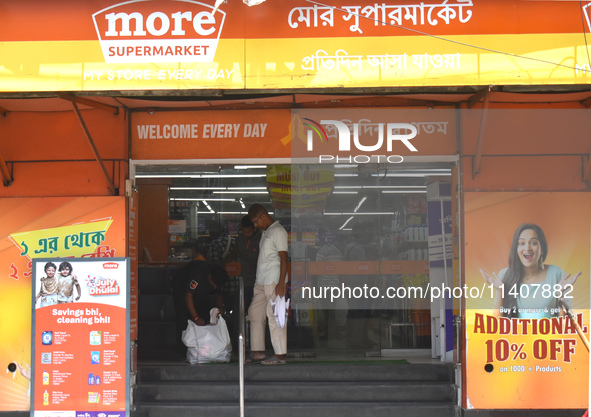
[182,316,232,364]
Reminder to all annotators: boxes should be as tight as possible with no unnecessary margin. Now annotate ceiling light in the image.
[353,196,367,212]
[339,216,354,230]
[234,165,267,169]
[136,173,267,178]
[324,212,394,215]
[202,201,214,213]
[197,174,266,178]
[136,174,194,178]
[170,187,225,190]
[170,198,235,201]
[376,173,451,177]
[333,185,428,189]
[382,190,426,194]
[213,191,268,194]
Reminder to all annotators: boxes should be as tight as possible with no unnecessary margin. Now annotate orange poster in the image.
[32,258,129,417]
[464,192,591,409]
[0,197,126,412]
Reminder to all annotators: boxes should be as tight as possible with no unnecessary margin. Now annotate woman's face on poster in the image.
[517,229,542,269]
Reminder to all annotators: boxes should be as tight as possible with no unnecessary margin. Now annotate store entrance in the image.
[135,161,453,360]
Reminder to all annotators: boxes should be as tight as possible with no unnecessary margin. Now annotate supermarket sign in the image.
[92,0,225,63]
[1,0,591,91]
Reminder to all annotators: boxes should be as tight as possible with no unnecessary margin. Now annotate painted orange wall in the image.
[460,103,591,191]
[137,182,170,263]
[0,109,128,196]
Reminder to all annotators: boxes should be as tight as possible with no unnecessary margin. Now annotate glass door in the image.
[135,162,453,357]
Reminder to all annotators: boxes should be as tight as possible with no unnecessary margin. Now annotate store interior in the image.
[135,161,454,359]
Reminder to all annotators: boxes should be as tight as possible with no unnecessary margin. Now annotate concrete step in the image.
[132,401,459,417]
[134,381,456,403]
[133,362,458,417]
[137,362,455,383]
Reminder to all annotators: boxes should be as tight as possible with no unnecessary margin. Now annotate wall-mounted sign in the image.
[464,192,591,409]
[0,197,127,413]
[131,109,290,159]
[0,0,589,91]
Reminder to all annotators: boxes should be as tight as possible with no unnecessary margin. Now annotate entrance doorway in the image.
[134,161,454,359]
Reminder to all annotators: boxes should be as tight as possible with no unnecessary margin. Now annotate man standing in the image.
[222,215,261,351]
[247,204,288,365]
[223,215,261,314]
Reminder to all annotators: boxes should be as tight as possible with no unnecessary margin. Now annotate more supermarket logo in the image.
[583,2,591,32]
[102,262,119,269]
[304,119,418,164]
[92,0,226,63]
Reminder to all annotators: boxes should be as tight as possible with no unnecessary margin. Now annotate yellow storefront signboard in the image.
[0,0,590,91]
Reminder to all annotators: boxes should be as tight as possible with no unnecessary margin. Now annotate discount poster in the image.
[465,192,591,409]
[0,197,126,412]
[31,258,129,417]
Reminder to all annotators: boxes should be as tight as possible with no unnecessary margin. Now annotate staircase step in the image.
[133,401,459,417]
[134,362,458,417]
[134,381,456,403]
[138,362,455,383]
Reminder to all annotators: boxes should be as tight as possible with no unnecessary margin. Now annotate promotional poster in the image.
[31,258,129,417]
[464,192,591,409]
[0,197,126,412]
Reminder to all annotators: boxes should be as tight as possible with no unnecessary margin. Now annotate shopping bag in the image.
[182,316,232,364]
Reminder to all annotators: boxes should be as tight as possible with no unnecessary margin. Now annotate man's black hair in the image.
[210,265,228,287]
[241,215,254,229]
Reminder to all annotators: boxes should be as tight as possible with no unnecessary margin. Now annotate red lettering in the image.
[533,339,546,359]
[473,313,485,334]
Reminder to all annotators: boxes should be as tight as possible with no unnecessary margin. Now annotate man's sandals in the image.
[261,356,286,365]
[245,352,266,363]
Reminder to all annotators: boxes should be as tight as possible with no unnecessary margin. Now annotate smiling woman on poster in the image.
[480,223,581,318]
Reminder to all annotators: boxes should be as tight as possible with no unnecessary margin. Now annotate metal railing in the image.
[238,276,245,417]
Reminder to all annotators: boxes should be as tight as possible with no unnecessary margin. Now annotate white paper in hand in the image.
[271,295,290,329]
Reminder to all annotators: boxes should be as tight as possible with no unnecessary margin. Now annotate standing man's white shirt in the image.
[255,220,288,286]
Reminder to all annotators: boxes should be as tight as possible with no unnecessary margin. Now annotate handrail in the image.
[238,276,245,417]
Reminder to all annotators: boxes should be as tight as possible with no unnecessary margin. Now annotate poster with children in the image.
[31,258,129,417]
